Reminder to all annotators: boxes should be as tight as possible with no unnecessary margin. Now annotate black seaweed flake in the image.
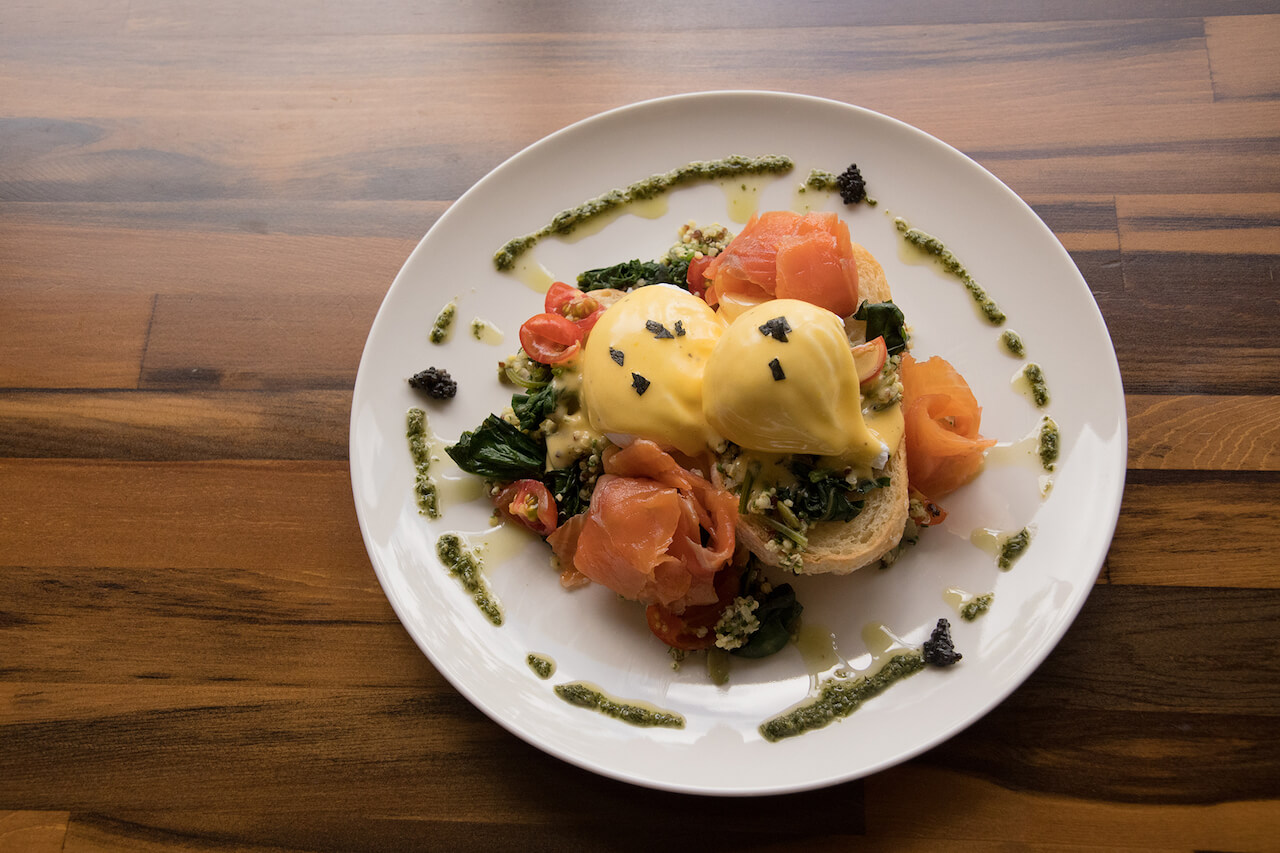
[645,319,674,339]
[674,320,686,337]
[922,618,963,667]
[758,316,791,342]
[609,347,625,366]
[768,358,786,381]
[631,373,651,396]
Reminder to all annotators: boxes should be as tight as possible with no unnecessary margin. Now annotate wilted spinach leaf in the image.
[511,383,558,432]
[446,414,545,481]
[732,584,803,659]
[854,300,909,355]
[576,258,690,292]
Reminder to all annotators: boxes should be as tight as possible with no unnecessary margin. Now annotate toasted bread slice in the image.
[731,243,909,575]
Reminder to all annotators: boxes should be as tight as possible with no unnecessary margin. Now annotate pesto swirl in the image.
[493,154,794,270]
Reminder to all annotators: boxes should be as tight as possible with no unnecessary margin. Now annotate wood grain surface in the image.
[3,2,1279,851]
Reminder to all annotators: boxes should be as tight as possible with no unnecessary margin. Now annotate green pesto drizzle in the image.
[430,301,456,344]
[894,217,1006,324]
[436,533,503,625]
[1039,416,1060,471]
[998,528,1032,570]
[1000,329,1025,357]
[406,408,439,518]
[526,653,555,679]
[803,168,878,205]
[759,651,925,742]
[553,682,685,729]
[961,592,994,621]
[805,169,839,192]
[1022,362,1050,407]
[493,154,794,270]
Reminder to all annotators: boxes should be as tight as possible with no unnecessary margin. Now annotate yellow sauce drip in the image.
[513,258,555,293]
[721,174,776,223]
[985,420,1055,497]
[794,622,843,684]
[470,317,505,346]
[472,522,539,566]
[789,182,820,214]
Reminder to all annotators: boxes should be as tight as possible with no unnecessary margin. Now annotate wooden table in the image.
[3,3,1278,850]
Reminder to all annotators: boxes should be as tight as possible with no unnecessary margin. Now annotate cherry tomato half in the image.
[494,479,559,536]
[686,255,714,299]
[908,490,948,527]
[545,280,609,334]
[519,312,583,365]
[644,565,741,651]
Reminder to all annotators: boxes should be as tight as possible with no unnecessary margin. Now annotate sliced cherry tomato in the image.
[544,281,608,337]
[908,489,948,527]
[544,281,581,314]
[851,336,889,388]
[519,312,583,364]
[644,565,741,651]
[494,479,559,536]
[686,255,714,299]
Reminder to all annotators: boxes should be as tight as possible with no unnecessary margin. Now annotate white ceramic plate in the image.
[349,91,1126,795]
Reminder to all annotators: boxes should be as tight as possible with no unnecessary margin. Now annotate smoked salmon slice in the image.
[546,440,736,613]
[702,210,860,316]
[900,353,996,500]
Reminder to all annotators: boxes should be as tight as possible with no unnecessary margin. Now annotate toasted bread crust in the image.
[730,243,909,575]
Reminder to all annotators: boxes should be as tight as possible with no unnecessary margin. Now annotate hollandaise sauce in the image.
[493,154,794,270]
[581,285,725,457]
[703,299,891,467]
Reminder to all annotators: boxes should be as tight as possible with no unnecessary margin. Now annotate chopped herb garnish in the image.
[769,358,786,381]
[759,316,791,342]
[631,373,651,396]
[609,347,625,366]
[645,319,674,339]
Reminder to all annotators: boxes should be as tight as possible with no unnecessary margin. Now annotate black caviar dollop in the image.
[836,163,867,205]
[922,618,963,667]
[408,367,458,399]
